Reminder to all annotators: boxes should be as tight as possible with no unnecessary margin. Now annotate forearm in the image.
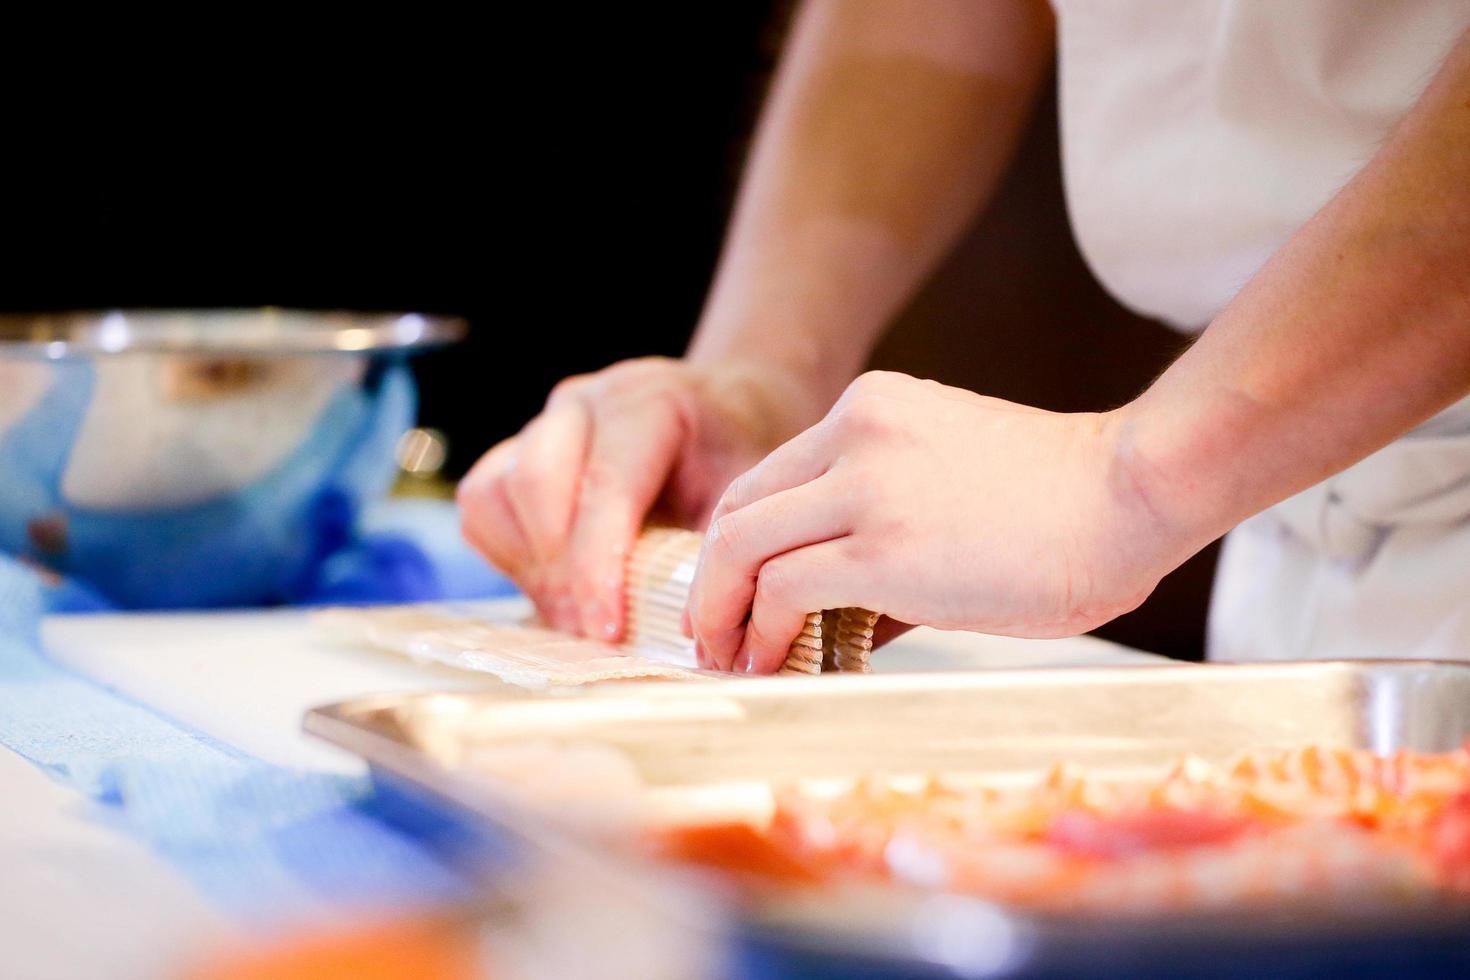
[687,0,1054,407]
[1119,30,1470,562]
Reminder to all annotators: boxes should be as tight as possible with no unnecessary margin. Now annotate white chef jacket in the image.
[1050,0,1470,661]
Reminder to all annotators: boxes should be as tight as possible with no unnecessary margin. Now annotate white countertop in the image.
[6,602,1161,978]
[38,600,1162,772]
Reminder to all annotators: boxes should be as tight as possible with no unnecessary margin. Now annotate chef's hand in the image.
[458,357,826,640]
[686,371,1177,673]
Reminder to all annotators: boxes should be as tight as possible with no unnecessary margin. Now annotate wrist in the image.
[1100,401,1223,584]
[685,356,834,450]
[687,324,858,426]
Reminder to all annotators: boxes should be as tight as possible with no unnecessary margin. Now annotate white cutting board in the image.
[41,600,1161,774]
[40,604,523,774]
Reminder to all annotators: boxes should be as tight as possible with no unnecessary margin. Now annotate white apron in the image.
[1050,0,1470,660]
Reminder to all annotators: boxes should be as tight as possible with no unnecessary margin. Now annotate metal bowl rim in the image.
[0,308,466,358]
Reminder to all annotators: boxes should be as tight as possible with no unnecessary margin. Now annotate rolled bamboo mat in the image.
[626,527,876,675]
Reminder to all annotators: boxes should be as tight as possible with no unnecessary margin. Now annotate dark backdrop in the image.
[0,6,1217,659]
[0,5,779,476]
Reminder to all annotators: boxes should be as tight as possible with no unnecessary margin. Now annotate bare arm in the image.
[686,29,1470,673]
[1118,28,1470,570]
[688,0,1055,406]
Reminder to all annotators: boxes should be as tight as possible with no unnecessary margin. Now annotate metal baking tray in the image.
[307,660,1470,806]
[305,661,1470,977]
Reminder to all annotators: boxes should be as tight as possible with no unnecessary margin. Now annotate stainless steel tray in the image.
[307,660,1470,806]
[305,662,1470,975]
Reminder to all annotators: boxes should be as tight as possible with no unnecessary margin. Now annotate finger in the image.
[459,439,583,629]
[505,405,590,628]
[503,401,591,564]
[544,373,594,411]
[688,474,849,672]
[709,419,835,525]
[565,395,687,640]
[458,438,524,573]
[733,540,856,675]
[457,441,541,589]
[682,607,715,671]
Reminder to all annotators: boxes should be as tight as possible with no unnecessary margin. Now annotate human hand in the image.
[458,357,827,640]
[685,371,1179,672]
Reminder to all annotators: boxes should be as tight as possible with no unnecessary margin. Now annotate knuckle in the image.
[596,365,639,394]
[615,377,687,418]
[504,446,549,500]
[839,390,900,438]
[717,473,752,515]
[754,559,793,606]
[599,356,676,394]
[845,371,881,395]
[846,370,899,398]
[743,617,775,655]
[705,514,744,561]
[547,374,591,407]
[580,458,623,496]
[622,354,677,374]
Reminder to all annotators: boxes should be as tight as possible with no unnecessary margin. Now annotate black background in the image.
[0,7,781,476]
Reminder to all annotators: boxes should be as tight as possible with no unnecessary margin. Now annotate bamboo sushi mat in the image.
[318,528,877,688]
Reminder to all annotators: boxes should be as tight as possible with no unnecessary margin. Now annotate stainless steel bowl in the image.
[0,309,466,608]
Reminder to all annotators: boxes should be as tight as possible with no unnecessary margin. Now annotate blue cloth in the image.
[0,356,521,921]
[0,554,482,924]
[354,497,520,603]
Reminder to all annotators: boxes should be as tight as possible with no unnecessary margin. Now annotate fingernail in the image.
[734,649,754,674]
